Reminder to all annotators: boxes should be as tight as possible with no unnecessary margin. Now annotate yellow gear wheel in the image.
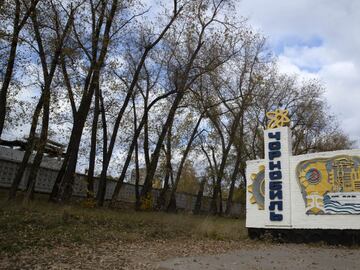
[248,165,265,210]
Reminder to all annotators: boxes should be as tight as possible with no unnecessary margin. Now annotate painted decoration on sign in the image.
[296,155,360,215]
[248,165,265,210]
[266,109,290,129]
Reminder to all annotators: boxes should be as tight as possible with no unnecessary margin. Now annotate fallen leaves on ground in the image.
[0,238,256,269]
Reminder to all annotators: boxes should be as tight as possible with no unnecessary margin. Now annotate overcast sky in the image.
[237,0,360,146]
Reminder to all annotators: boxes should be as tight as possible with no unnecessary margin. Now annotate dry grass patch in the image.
[0,197,246,255]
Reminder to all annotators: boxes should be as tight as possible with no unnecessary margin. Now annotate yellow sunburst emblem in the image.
[266,109,290,129]
[248,165,265,210]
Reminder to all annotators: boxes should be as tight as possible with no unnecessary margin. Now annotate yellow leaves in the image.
[140,193,153,210]
[81,198,96,208]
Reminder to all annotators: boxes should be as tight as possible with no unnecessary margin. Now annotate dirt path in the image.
[157,243,359,270]
[2,239,359,269]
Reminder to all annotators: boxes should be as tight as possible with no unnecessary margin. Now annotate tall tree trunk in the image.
[210,112,243,215]
[225,115,245,215]
[143,101,150,170]
[108,109,150,206]
[139,92,184,208]
[58,81,96,201]
[51,0,106,200]
[24,5,75,202]
[8,93,44,200]
[99,86,108,197]
[23,86,51,202]
[193,177,206,215]
[60,54,77,119]
[109,90,177,206]
[167,115,203,212]
[55,0,118,203]
[157,125,173,210]
[157,166,170,210]
[97,51,154,205]
[87,84,100,198]
[134,139,141,209]
[240,166,246,188]
[132,95,141,210]
[210,160,226,215]
[225,152,242,215]
[219,185,223,215]
[49,143,70,201]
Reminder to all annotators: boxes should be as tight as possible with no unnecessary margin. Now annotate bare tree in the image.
[0,0,39,137]
[96,0,186,206]
[139,0,236,209]
[50,0,123,202]
[24,1,77,201]
[8,1,77,200]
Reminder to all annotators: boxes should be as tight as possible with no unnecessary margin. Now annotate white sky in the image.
[238,0,360,146]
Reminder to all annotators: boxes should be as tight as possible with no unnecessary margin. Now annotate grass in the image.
[0,195,247,255]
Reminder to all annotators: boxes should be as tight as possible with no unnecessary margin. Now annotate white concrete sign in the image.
[246,109,360,230]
